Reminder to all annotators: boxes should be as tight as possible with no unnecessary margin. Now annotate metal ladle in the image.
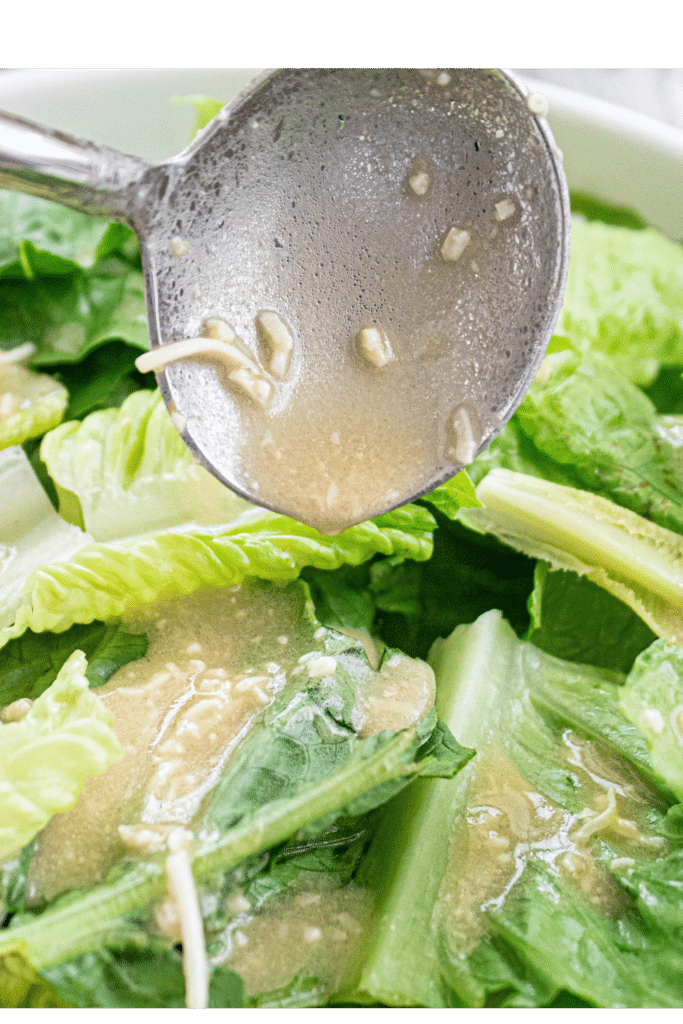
[0,69,570,533]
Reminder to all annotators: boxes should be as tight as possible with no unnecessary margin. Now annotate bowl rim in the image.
[0,68,682,152]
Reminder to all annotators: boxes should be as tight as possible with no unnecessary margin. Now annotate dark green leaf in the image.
[526,563,657,674]
[0,193,113,279]
[642,365,683,414]
[0,261,148,366]
[41,944,243,1008]
[0,945,67,1008]
[376,513,535,660]
[414,719,476,779]
[301,562,375,632]
[570,191,649,230]
[0,621,148,705]
[53,339,155,420]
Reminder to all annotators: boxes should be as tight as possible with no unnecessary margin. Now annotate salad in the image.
[2,89,683,1009]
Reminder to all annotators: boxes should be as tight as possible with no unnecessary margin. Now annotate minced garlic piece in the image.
[202,318,236,343]
[408,171,430,196]
[448,404,479,465]
[526,93,549,117]
[170,237,191,258]
[0,342,35,364]
[256,310,295,379]
[441,227,471,262]
[228,366,272,407]
[0,393,21,420]
[1,697,32,723]
[357,327,395,368]
[494,197,516,222]
[307,656,338,678]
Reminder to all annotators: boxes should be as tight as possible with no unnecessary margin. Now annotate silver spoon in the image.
[0,69,570,534]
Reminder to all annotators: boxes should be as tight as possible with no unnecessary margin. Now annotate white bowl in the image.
[1,69,683,238]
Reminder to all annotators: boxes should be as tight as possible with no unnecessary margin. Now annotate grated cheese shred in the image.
[164,827,209,1010]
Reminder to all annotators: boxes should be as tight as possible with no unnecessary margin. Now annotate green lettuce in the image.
[41,944,243,1009]
[352,611,681,1008]
[556,217,683,386]
[0,446,91,630]
[40,389,253,540]
[0,501,435,647]
[0,621,148,706]
[460,468,683,644]
[0,193,117,280]
[0,260,147,367]
[620,639,683,801]
[471,348,683,538]
[0,650,123,861]
[0,356,67,450]
[526,563,657,675]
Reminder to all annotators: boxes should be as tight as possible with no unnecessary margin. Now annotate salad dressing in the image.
[436,731,667,957]
[26,582,436,903]
[214,877,373,1001]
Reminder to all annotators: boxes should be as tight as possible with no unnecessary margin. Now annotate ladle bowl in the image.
[0,68,570,533]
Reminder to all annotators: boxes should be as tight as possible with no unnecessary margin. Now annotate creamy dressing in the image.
[27,582,435,904]
[436,730,667,957]
[214,875,373,1001]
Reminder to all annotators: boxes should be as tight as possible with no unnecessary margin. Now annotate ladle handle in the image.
[0,109,150,222]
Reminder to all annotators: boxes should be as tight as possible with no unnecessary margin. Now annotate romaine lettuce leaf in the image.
[0,355,67,450]
[40,944,243,1009]
[526,563,657,675]
[0,621,147,705]
[0,194,115,280]
[0,502,434,647]
[0,942,66,1008]
[460,469,683,644]
[353,610,680,1008]
[472,349,683,540]
[556,218,683,386]
[53,340,155,422]
[0,446,92,630]
[620,639,683,801]
[0,260,148,367]
[0,715,452,972]
[172,94,225,136]
[0,650,123,861]
[517,350,683,535]
[40,389,253,540]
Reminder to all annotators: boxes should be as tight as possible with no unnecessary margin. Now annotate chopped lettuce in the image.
[0,503,435,647]
[41,945,243,1009]
[352,612,682,1008]
[461,468,683,644]
[620,639,683,800]
[0,260,147,368]
[0,621,148,705]
[171,94,225,137]
[0,355,68,450]
[471,348,683,538]
[526,563,657,675]
[40,389,253,540]
[0,446,92,630]
[0,650,123,861]
[4,119,683,1010]
[0,193,118,280]
[556,217,683,386]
